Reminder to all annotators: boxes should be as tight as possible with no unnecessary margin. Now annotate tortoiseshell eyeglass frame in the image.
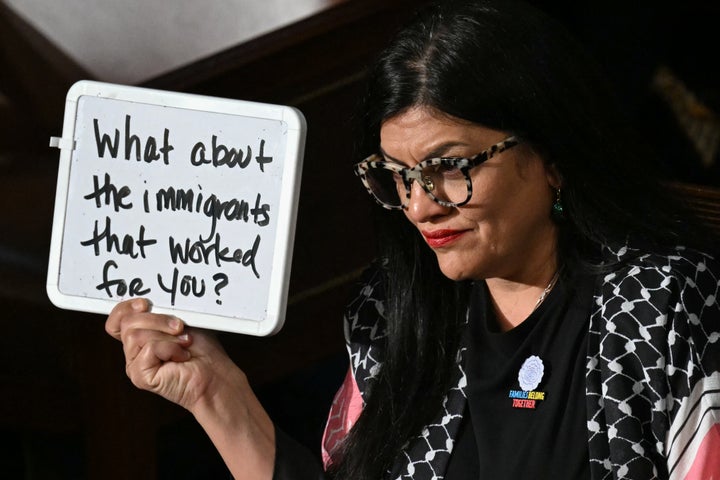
[353,135,520,210]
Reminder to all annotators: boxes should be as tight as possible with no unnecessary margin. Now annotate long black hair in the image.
[329,1,709,478]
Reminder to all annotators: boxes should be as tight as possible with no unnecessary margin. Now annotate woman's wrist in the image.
[191,360,276,479]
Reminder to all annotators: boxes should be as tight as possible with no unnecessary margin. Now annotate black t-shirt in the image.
[446,272,595,479]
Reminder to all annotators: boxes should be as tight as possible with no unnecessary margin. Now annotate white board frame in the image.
[47,80,306,336]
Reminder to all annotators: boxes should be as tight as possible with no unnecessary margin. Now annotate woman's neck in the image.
[485,254,559,332]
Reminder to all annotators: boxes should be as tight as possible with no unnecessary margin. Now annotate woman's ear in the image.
[545,163,563,189]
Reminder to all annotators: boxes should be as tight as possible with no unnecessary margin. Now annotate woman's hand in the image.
[105,298,276,479]
[105,298,226,411]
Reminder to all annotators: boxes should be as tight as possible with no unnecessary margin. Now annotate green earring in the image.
[552,188,565,221]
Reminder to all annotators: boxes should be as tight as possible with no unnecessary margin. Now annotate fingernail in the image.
[178,333,190,342]
[131,299,145,311]
[169,317,182,331]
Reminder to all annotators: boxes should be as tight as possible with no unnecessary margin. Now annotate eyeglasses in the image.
[354,136,520,210]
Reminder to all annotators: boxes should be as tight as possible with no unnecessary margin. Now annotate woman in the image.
[106,1,720,479]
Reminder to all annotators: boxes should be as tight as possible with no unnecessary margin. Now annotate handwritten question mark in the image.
[212,273,229,305]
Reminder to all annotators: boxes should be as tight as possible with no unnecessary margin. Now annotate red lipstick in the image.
[422,229,466,248]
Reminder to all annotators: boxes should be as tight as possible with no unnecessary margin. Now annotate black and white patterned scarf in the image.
[343,244,720,479]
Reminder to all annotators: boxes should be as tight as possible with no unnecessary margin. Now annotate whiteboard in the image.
[47,80,306,336]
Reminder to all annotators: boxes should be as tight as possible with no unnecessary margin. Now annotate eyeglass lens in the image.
[365,164,468,207]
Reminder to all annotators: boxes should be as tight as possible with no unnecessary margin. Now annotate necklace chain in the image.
[533,271,559,311]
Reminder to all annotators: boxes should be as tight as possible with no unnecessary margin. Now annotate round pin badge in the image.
[518,355,545,391]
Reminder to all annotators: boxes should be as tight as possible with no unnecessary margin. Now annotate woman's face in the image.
[379,106,560,282]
